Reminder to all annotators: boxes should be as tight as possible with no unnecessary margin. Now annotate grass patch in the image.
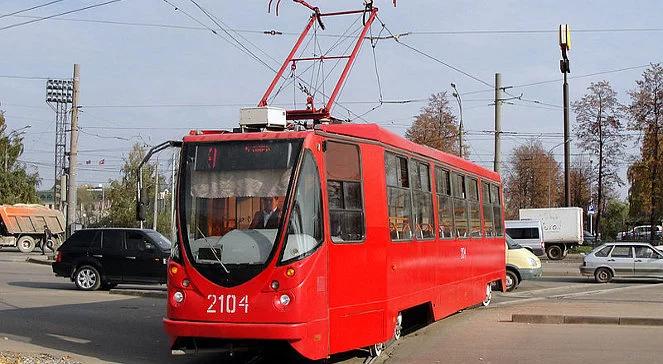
[569,245,593,254]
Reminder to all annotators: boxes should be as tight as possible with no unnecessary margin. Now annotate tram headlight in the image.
[182,279,190,288]
[279,294,291,306]
[285,267,296,278]
[173,291,185,303]
[271,280,280,290]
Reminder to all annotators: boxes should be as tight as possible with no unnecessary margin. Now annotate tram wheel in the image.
[394,313,403,340]
[369,342,385,357]
[481,283,492,306]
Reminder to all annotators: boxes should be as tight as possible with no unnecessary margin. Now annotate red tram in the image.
[151,2,506,360]
[162,122,505,360]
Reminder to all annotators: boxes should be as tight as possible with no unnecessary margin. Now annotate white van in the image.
[505,220,545,256]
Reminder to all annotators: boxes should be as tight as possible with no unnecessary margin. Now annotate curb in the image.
[109,289,167,299]
[25,257,53,266]
[511,314,663,326]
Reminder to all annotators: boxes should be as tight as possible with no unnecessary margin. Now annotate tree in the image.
[601,199,629,240]
[0,112,40,204]
[504,140,562,219]
[405,92,466,156]
[572,81,625,238]
[569,161,592,218]
[101,143,170,235]
[626,64,663,240]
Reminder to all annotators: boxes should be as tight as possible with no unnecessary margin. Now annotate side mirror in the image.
[145,242,155,251]
[136,188,149,221]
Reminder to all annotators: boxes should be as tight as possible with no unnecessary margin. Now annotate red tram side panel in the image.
[164,123,505,360]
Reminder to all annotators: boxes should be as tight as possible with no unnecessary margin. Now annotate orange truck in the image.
[0,204,65,253]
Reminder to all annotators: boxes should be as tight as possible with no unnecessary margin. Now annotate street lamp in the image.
[450,83,464,158]
[559,24,571,207]
[3,125,31,172]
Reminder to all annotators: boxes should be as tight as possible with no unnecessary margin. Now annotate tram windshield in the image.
[180,139,303,274]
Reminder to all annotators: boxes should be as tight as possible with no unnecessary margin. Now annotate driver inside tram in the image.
[250,196,282,229]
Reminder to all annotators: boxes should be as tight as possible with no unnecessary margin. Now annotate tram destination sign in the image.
[195,140,302,171]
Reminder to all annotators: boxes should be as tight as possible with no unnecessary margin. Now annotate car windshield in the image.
[506,234,522,249]
[180,139,303,273]
[146,231,172,250]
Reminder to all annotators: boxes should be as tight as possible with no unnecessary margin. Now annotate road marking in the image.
[495,283,661,307]
[46,333,91,344]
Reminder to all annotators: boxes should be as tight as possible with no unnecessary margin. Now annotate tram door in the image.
[325,142,385,352]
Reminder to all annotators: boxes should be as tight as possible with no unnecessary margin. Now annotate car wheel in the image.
[594,267,613,283]
[17,236,36,253]
[505,270,519,292]
[546,245,564,260]
[74,265,102,291]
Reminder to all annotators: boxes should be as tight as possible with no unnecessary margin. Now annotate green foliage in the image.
[601,199,629,240]
[0,112,40,204]
[99,143,172,236]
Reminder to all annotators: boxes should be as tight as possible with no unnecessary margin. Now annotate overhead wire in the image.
[376,15,493,89]
[0,0,68,19]
[0,0,123,31]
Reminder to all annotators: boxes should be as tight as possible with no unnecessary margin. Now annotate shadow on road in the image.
[0,298,366,363]
[7,281,76,290]
[536,276,592,283]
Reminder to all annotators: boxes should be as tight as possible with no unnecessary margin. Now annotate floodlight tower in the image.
[46,78,73,211]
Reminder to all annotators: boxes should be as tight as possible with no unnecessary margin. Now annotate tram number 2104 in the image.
[206,294,249,314]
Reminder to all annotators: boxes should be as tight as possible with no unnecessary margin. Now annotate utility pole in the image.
[170,149,177,242]
[153,156,159,230]
[559,24,571,207]
[494,73,502,174]
[66,64,80,236]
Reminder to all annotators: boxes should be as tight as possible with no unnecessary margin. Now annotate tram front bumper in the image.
[164,318,307,341]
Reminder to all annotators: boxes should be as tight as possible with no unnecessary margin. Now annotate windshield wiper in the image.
[196,227,230,274]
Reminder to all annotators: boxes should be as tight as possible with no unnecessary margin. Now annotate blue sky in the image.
[1,0,662,198]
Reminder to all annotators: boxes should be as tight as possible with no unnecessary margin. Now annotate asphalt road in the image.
[1,249,662,364]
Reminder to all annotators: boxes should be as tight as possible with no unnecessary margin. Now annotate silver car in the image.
[580,242,663,283]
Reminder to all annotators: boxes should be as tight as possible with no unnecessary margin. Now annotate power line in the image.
[0,0,67,19]
[0,0,123,31]
[410,27,663,36]
[0,74,61,80]
[9,13,663,37]
[377,16,493,89]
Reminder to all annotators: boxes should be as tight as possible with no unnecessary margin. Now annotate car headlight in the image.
[527,257,538,267]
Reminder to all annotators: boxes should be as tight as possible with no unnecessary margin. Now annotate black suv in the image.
[53,228,171,291]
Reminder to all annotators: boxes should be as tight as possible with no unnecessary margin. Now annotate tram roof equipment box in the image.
[240,107,287,129]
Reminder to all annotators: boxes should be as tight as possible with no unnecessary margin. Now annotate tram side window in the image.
[435,167,454,239]
[386,152,413,241]
[452,173,469,238]
[482,181,496,237]
[491,184,504,236]
[325,142,365,243]
[410,159,434,239]
[467,177,481,237]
